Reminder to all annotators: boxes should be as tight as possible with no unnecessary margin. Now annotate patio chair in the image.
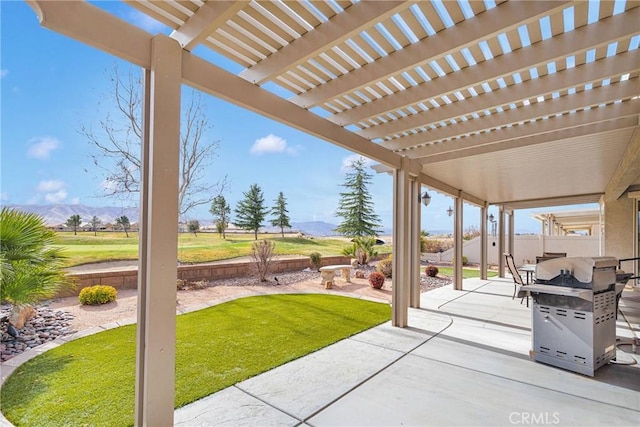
[504,253,530,307]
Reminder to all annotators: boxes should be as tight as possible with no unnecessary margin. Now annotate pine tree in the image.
[270,191,291,238]
[233,184,267,240]
[335,158,382,238]
[209,195,230,239]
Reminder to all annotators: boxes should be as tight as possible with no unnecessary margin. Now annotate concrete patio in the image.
[175,278,640,426]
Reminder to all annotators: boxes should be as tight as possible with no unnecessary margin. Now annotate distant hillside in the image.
[5,204,139,225]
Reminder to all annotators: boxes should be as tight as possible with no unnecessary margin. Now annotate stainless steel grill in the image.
[525,257,618,376]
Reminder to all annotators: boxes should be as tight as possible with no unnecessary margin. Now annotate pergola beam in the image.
[293,0,569,109]
[385,79,637,151]
[420,117,639,163]
[605,127,640,201]
[409,100,640,161]
[170,1,245,51]
[359,52,639,141]
[182,53,403,169]
[329,10,639,125]
[26,0,404,171]
[239,1,410,85]
[501,193,604,210]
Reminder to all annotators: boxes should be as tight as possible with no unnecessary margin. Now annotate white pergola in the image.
[25,1,640,424]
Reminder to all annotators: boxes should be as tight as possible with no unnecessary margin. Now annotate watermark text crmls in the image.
[509,412,560,425]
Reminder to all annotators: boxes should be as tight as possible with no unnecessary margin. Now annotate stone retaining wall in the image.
[62,255,352,297]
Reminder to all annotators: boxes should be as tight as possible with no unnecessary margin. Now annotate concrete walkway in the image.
[175,278,640,426]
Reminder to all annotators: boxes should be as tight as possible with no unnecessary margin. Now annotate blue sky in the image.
[0,1,595,233]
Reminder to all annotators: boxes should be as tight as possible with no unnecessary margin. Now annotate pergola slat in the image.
[326,11,639,126]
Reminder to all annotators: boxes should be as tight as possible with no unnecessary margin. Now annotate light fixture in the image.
[488,213,495,223]
[446,206,453,217]
[420,191,431,207]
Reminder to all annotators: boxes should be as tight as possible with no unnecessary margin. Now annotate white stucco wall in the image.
[423,234,601,267]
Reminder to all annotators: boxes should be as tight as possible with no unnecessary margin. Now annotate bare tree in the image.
[79,65,227,218]
[250,240,276,282]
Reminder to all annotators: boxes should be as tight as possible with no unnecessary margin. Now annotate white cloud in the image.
[0,192,8,201]
[0,69,8,78]
[341,154,373,173]
[44,190,67,203]
[37,180,65,192]
[250,134,289,155]
[27,136,60,159]
[71,197,81,205]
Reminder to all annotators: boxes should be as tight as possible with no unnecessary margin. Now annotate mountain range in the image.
[5,204,395,237]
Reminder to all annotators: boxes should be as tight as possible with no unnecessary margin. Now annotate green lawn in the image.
[54,232,390,267]
[1,294,390,427]
[436,266,498,279]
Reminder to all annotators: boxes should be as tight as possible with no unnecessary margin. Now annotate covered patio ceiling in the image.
[28,0,640,211]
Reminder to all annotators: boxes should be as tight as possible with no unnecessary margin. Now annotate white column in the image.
[508,211,515,261]
[135,35,181,427]
[498,206,506,277]
[453,195,463,290]
[392,168,410,326]
[480,205,488,280]
[410,179,421,308]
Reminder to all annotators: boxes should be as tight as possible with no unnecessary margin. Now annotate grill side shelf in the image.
[526,284,593,301]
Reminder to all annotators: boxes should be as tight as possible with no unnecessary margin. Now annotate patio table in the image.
[519,264,536,285]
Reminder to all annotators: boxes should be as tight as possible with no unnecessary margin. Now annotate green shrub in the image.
[78,285,117,305]
[342,237,378,265]
[376,254,392,278]
[368,272,385,289]
[309,252,322,270]
[451,255,469,266]
[425,265,439,277]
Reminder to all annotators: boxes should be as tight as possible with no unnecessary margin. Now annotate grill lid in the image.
[535,257,618,283]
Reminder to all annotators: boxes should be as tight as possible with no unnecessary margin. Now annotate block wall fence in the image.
[62,255,352,297]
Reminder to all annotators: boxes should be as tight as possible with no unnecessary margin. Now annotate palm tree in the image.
[1,208,71,326]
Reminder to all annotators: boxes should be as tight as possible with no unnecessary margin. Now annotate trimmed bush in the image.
[309,252,322,270]
[79,285,117,305]
[451,255,469,266]
[368,272,385,289]
[376,254,392,278]
[425,265,439,277]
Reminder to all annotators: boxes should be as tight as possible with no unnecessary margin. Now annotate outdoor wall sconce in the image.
[421,192,431,207]
[446,206,453,217]
[488,213,495,223]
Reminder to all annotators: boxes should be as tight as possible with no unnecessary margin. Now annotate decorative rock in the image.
[1,305,76,362]
[355,271,365,279]
[9,305,36,329]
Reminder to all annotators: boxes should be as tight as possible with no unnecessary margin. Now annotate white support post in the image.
[508,212,515,261]
[392,168,410,327]
[498,206,506,277]
[480,205,488,280]
[135,35,181,427]
[410,179,421,308]
[453,195,463,290]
